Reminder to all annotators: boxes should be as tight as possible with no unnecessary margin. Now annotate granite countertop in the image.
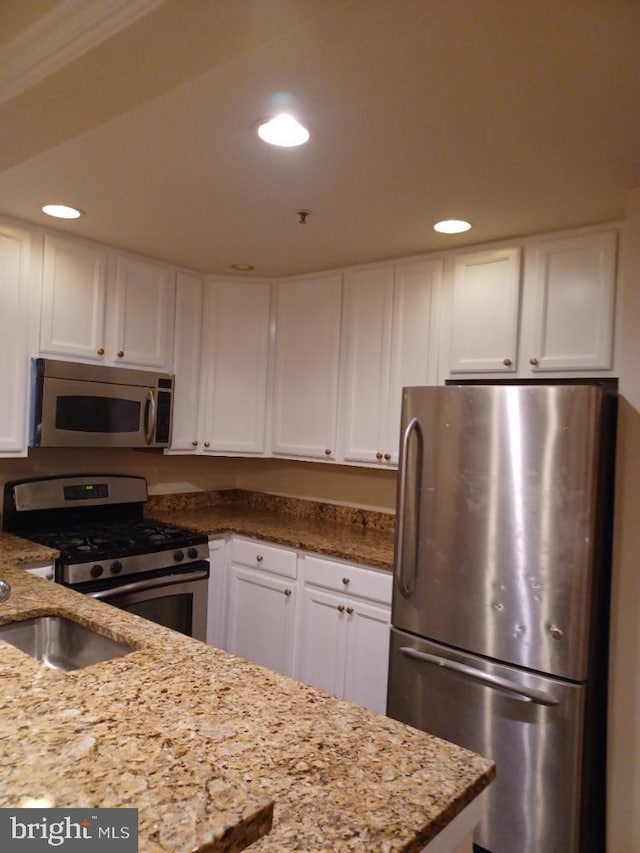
[0,492,495,852]
[144,489,396,570]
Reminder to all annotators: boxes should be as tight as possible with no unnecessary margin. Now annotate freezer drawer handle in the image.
[396,416,421,597]
[399,646,560,707]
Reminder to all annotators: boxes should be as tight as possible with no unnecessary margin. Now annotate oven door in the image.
[87,563,209,641]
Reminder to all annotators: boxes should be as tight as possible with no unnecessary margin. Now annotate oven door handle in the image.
[87,568,209,600]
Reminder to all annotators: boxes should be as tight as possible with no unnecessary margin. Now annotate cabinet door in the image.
[343,599,391,715]
[226,565,296,676]
[0,223,32,455]
[294,585,347,696]
[385,259,441,463]
[340,267,394,464]
[200,280,270,454]
[448,247,521,373]
[112,254,175,369]
[527,231,617,371]
[271,274,342,460]
[40,234,107,361]
[168,270,203,452]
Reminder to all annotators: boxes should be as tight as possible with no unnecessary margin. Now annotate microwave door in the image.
[38,377,150,447]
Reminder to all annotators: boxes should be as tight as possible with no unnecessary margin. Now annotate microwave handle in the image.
[143,388,157,445]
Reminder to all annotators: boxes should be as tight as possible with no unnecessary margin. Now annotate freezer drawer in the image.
[387,628,594,853]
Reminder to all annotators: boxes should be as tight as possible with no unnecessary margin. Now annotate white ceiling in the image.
[1,0,639,277]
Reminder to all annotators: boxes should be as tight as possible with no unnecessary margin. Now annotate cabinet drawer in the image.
[231,537,297,579]
[302,555,392,605]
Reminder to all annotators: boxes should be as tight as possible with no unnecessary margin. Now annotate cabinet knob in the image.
[375,452,383,460]
[192,440,198,447]
[503,358,513,367]
[256,554,264,562]
[324,448,332,456]
[529,357,539,366]
[346,606,354,615]
[342,577,350,585]
[284,588,292,597]
[337,604,345,613]
[204,441,210,448]
[384,453,391,461]
[96,347,105,356]
[117,350,125,358]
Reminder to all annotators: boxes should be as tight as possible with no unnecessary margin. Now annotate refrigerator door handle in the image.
[399,646,560,707]
[396,416,421,598]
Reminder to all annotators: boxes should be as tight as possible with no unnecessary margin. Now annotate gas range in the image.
[2,475,208,587]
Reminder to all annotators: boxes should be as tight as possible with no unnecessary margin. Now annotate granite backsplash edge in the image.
[146,489,396,534]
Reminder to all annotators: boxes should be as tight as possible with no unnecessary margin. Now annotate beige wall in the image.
[608,188,640,852]
[0,451,397,511]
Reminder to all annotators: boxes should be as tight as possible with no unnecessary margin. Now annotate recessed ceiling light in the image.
[257,114,310,147]
[434,219,472,234]
[229,263,256,272]
[42,203,83,219]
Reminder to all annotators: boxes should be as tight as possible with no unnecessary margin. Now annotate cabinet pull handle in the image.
[384,452,391,461]
[256,555,264,562]
[97,347,105,356]
[529,357,539,366]
[346,606,354,615]
[117,350,125,358]
[503,357,512,367]
[284,588,292,597]
[337,604,345,613]
[204,441,210,448]
[342,577,350,585]
[192,440,198,447]
[375,452,383,460]
[324,448,332,456]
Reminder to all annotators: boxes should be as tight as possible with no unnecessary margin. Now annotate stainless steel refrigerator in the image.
[386,383,616,853]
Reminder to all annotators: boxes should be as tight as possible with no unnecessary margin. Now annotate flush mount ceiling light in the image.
[434,219,472,234]
[42,203,83,219]
[257,113,310,147]
[229,263,256,272]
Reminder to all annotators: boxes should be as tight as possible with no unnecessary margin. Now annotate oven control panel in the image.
[64,483,109,501]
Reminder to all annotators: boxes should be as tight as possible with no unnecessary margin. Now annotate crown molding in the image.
[0,0,166,106]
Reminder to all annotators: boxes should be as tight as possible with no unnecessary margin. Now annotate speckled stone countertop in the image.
[0,523,495,853]
[145,490,396,570]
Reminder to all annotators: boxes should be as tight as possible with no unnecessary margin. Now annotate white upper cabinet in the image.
[339,259,441,466]
[199,279,271,454]
[40,235,108,362]
[271,274,343,460]
[524,230,617,372]
[442,228,619,380]
[447,246,522,374]
[39,235,175,371]
[168,270,204,452]
[111,254,175,370]
[0,222,34,455]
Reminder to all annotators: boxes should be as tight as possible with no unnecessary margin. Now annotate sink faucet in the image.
[0,580,11,603]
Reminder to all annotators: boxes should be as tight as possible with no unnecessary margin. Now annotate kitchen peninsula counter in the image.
[0,542,494,853]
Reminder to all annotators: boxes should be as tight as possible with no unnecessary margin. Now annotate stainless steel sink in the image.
[0,615,134,672]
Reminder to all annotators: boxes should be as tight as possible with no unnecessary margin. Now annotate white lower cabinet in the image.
[225,538,297,677]
[294,555,392,715]
[206,538,228,649]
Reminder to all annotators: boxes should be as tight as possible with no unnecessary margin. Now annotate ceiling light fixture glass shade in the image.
[42,203,83,219]
[434,219,472,234]
[257,114,310,147]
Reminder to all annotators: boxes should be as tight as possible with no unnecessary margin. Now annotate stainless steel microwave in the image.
[30,358,174,448]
